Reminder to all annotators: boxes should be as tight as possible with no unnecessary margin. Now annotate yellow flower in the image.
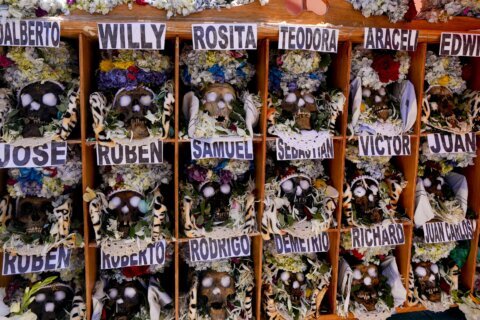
[360,102,367,112]
[112,61,134,70]
[314,179,327,189]
[306,288,312,298]
[206,52,217,67]
[99,59,114,72]
[437,75,450,86]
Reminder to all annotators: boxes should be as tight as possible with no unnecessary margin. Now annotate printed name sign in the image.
[274,233,330,254]
[364,28,418,51]
[278,25,338,52]
[96,141,163,166]
[0,141,67,168]
[100,240,166,269]
[192,24,257,50]
[427,133,476,154]
[423,220,475,244]
[439,33,480,57]
[98,23,166,50]
[0,20,60,47]
[191,138,253,160]
[276,138,334,160]
[2,247,71,275]
[189,235,251,262]
[358,135,411,156]
[351,224,405,249]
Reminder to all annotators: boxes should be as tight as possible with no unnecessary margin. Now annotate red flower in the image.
[6,178,15,185]
[127,65,140,74]
[351,249,364,259]
[135,0,148,4]
[371,54,401,84]
[127,73,136,81]
[229,51,244,59]
[0,55,12,68]
[122,265,150,278]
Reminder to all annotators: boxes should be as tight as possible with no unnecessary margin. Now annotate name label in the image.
[276,138,334,160]
[427,133,476,154]
[188,235,251,262]
[0,142,67,168]
[192,24,257,50]
[423,220,475,244]
[96,141,163,166]
[191,138,253,160]
[0,20,60,47]
[364,28,418,51]
[2,247,71,275]
[351,224,405,249]
[100,240,166,269]
[358,135,411,156]
[98,23,166,50]
[278,25,338,52]
[440,33,480,57]
[274,233,330,254]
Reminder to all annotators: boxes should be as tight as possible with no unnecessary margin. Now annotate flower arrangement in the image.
[343,145,407,227]
[341,231,394,265]
[346,0,411,22]
[416,0,480,22]
[262,242,331,319]
[419,141,476,174]
[91,50,174,144]
[422,51,480,134]
[0,0,67,18]
[180,46,261,138]
[267,50,345,138]
[262,148,339,240]
[84,163,173,255]
[349,46,416,136]
[180,159,256,239]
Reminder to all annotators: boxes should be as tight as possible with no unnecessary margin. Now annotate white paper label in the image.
[188,235,251,262]
[96,141,163,166]
[423,220,475,244]
[0,141,67,168]
[350,224,405,249]
[439,33,480,57]
[0,20,60,47]
[276,137,334,160]
[427,133,476,154]
[278,25,338,52]
[2,246,71,275]
[191,138,253,160]
[364,28,418,51]
[100,240,166,269]
[98,23,166,50]
[273,233,329,254]
[358,135,411,156]
[192,24,257,50]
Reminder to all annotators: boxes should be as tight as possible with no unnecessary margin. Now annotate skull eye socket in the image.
[21,93,33,107]
[285,93,297,103]
[54,291,66,301]
[423,178,432,188]
[129,196,141,208]
[367,266,377,278]
[109,197,122,210]
[369,184,379,195]
[353,269,362,280]
[35,293,46,302]
[430,264,439,274]
[139,95,152,106]
[42,93,58,107]
[353,186,366,198]
[281,180,294,193]
[223,93,234,103]
[202,277,213,288]
[296,273,304,282]
[415,266,427,277]
[220,276,231,288]
[299,180,310,190]
[124,287,137,298]
[108,288,118,299]
[220,184,231,195]
[206,92,217,102]
[202,186,215,198]
[304,95,314,104]
[280,271,290,283]
[119,95,132,107]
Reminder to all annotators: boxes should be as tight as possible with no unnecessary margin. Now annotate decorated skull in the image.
[351,264,380,311]
[362,87,392,121]
[113,86,156,139]
[199,181,232,226]
[351,176,382,224]
[278,270,306,306]
[422,164,447,200]
[108,190,147,237]
[106,280,145,320]
[413,261,441,302]
[428,86,455,119]
[281,91,317,130]
[15,197,52,235]
[29,282,74,320]
[202,83,236,128]
[280,174,313,219]
[199,271,235,320]
[17,81,64,138]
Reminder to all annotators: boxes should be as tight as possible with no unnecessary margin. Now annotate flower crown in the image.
[419,142,476,175]
[416,1,480,22]
[186,158,252,187]
[424,52,466,94]
[341,232,394,265]
[347,0,410,22]
[0,1,67,18]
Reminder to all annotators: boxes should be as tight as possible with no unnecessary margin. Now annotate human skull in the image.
[202,84,236,128]
[199,181,232,226]
[17,81,64,138]
[351,177,382,224]
[199,271,235,320]
[282,91,317,130]
[280,175,313,219]
[351,264,380,311]
[106,280,145,320]
[413,261,441,302]
[278,270,306,306]
[108,190,147,237]
[428,86,454,118]
[113,86,156,139]
[15,197,52,235]
[362,87,392,121]
[29,282,74,320]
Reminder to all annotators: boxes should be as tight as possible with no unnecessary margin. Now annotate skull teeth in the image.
[26,226,43,234]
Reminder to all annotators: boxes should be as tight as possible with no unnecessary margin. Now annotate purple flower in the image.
[35,7,48,17]
[187,165,208,183]
[218,170,233,185]
[67,0,76,4]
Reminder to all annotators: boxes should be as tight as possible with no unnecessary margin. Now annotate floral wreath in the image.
[84,163,173,255]
[180,159,256,239]
[415,1,480,22]
[262,242,331,320]
[343,145,407,227]
[340,232,395,266]
[349,46,416,136]
[180,256,255,320]
[346,0,411,22]
[0,44,79,145]
[91,50,174,144]
[0,150,83,256]
[422,51,480,134]
[180,47,261,138]
[419,141,476,174]
[267,50,345,138]
[262,150,339,240]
